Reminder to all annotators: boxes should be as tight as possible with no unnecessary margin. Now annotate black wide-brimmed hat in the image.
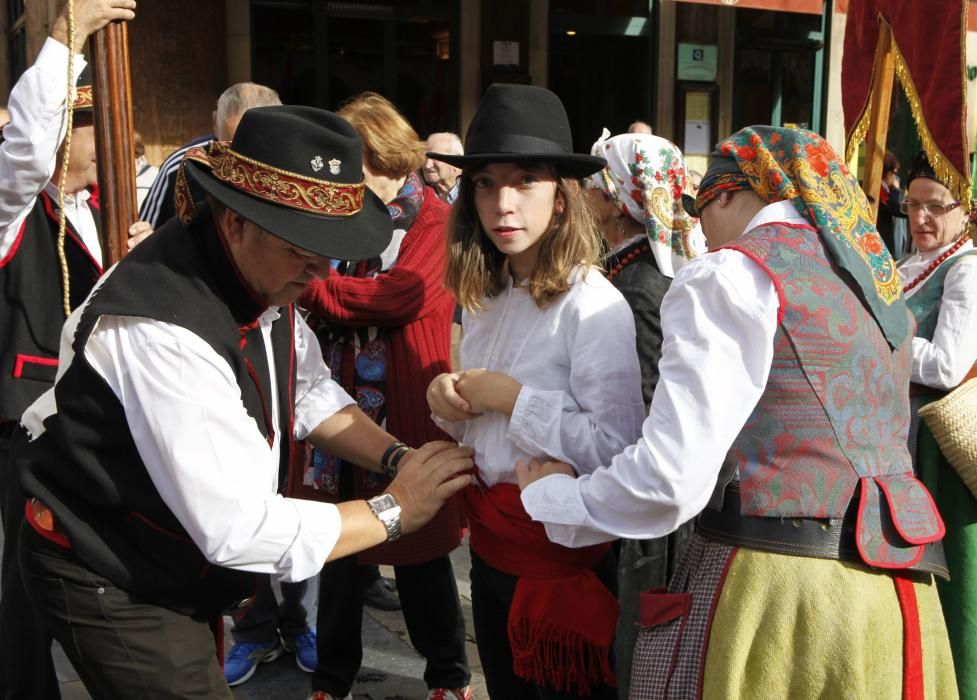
[181,105,392,261]
[427,84,605,178]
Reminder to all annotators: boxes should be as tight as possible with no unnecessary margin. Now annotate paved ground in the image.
[0,521,487,700]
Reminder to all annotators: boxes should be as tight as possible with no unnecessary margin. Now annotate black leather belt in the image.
[699,482,949,580]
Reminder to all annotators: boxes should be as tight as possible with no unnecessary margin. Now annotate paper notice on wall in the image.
[493,41,519,67]
[684,121,712,155]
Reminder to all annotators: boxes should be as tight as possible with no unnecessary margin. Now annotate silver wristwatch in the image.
[367,493,402,542]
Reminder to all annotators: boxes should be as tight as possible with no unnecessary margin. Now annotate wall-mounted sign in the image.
[677,43,718,82]
[493,41,519,67]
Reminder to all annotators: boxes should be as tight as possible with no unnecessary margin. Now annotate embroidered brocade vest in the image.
[904,249,977,341]
[0,192,102,422]
[716,222,944,571]
[19,206,298,616]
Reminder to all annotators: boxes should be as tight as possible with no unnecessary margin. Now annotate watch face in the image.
[372,493,398,512]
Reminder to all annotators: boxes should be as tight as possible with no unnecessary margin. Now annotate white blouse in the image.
[435,267,646,488]
[898,238,977,389]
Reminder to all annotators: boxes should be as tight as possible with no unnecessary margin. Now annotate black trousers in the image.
[0,423,60,700]
[312,553,470,696]
[230,575,311,644]
[469,549,618,700]
[19,521,231,700]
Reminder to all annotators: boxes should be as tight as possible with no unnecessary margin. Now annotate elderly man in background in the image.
[138,82,281,229]
[422,132,463,204]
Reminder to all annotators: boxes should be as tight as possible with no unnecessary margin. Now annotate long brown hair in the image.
[444,163,602,311]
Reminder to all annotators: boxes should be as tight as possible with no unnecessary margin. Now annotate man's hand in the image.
[385,441,473,534]
[515,457,576,491]
[427,372,480,422]
[52,0,137,54]
[127,220,153,250]
[454,369,521,417]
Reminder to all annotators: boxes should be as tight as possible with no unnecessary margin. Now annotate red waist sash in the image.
[461,478,618,695]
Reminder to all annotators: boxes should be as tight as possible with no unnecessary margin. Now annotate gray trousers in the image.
[19,520,231,700]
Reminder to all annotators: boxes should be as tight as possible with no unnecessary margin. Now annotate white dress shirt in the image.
[520,202,806,547]
[435,267,645,488]
[0,38,101,263]
[898,238,977,389]
[23,275,354,582]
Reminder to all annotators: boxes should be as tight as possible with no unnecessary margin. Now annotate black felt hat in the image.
[184,105,392,261]
[427,84,605,177]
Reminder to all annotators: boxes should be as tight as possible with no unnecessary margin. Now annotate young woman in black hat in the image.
[426,85,645,699]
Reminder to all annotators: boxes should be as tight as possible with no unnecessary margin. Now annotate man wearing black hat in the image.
[14,105,473,698]
[0,2,137,697]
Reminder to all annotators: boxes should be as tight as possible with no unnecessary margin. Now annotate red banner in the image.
[842,0,970,201]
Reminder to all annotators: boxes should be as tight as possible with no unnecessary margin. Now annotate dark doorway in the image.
[250,0,459,137]
[548,2,655,153]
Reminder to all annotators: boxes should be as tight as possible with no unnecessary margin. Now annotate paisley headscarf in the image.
[696,126,908,349]
[589,129,705,278]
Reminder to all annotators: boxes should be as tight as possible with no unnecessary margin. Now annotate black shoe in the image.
[363,576,401,611]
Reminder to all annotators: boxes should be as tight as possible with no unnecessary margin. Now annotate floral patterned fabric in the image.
[702,126,909,349]
[589,129,704,278]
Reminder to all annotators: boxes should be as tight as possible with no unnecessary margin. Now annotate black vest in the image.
[0,192,102,421]
[19,205,298,616]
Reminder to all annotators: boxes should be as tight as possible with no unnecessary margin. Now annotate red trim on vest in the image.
[894,575,925,700]
[286,307,297,492]
[723,244,787,326]
[243,357,275,448]
[13,354,58,378]
[876,477,946,544]
[855,480,924,570]
[24,500,71,549]
[125,511,195,544]
[0,218,27,268]
[696,546,739,697]
[40,191,103,273]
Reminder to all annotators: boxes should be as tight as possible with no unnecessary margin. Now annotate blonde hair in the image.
[445,164,602,311]
[338,92,425,179]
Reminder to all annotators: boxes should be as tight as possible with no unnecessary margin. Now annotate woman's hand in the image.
[427,372,480,422]
[515,457,576,491]
[454,369,522,416]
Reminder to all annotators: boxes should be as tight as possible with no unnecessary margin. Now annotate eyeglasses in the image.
[899,200,962,217]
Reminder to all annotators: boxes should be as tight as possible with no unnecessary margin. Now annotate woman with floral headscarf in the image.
[585,130,699,697]
[587,130,704,405]
[518,126,956,698]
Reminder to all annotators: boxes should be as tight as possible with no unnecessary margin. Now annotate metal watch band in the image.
[367,494,402,542]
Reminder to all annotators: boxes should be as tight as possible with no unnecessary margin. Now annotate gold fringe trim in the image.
[891,30,970,209]
[845,8,972,212]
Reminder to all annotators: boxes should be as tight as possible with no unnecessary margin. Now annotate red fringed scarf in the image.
[461,479,618,695]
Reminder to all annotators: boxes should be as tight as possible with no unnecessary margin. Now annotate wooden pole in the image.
[861,19,896,220]
[91,21,137,267]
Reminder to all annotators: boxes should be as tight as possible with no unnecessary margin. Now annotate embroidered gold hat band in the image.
[182,140,366,218]
[72,85,93,110]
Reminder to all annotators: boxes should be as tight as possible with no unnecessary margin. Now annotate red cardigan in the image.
[300,187,461,565]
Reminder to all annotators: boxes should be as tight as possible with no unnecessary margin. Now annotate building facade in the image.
[2,0,975,175]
